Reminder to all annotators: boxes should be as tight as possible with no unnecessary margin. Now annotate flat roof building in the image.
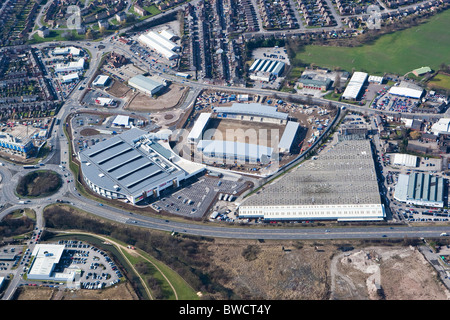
[238,139,385,221]
[112,115,130,127]
[368,75,384,84]
[432,118,450,135]
[52,46,81,56]
[62,72,79,83]
[28,244,65,280]
[298,74,332,91]
[147,31,180,51]
[128,74,165,96]
[392,153,418,167]
[54,58,85,73]
[92,75,110,87]
[187,112,212,144]
[278,121,299,153]
[388,86,424,99]
[79,128,204,204]
[342,72,368,100]
[138,32,179,60]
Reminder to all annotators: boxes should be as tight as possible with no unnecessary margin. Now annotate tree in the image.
[334,73,341,89]
[409,130,421,140]
[85,29,93,40]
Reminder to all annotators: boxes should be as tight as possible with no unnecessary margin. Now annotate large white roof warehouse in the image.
[238,139,385,221]
[392,153,418,167]
[137,31,179,60]
[187,112,212,143]
[388,86,424,99]
[431,118,450,135]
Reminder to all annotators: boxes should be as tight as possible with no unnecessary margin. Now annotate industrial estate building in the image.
[278,121,299,153]
[392,153,418,167]
[79,128,205,204]
[137,30,180,60]
[388,86,424,99]
[249,59,285,77]
[394,172,445,208]
[187,112,212,144]
[128,74,165,96]
[431,118,450,136]
[249,58,285,82]
[238,139,385,221]
[54,58,85,73]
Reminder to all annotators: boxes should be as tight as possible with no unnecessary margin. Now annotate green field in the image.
[292,9,450,75]
[428,73,450,90]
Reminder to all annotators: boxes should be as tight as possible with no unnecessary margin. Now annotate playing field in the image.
[293,9,450,76]
[427,73,450,90]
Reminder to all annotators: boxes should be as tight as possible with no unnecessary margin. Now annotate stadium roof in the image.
[197,140,273,161]
[213,103,288,120]
[187,112,212,142]
[241,139,382,207]
[279,121,299,152]
[62,73,79,82]
[147,31,180,51]
[93,75,110,86]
